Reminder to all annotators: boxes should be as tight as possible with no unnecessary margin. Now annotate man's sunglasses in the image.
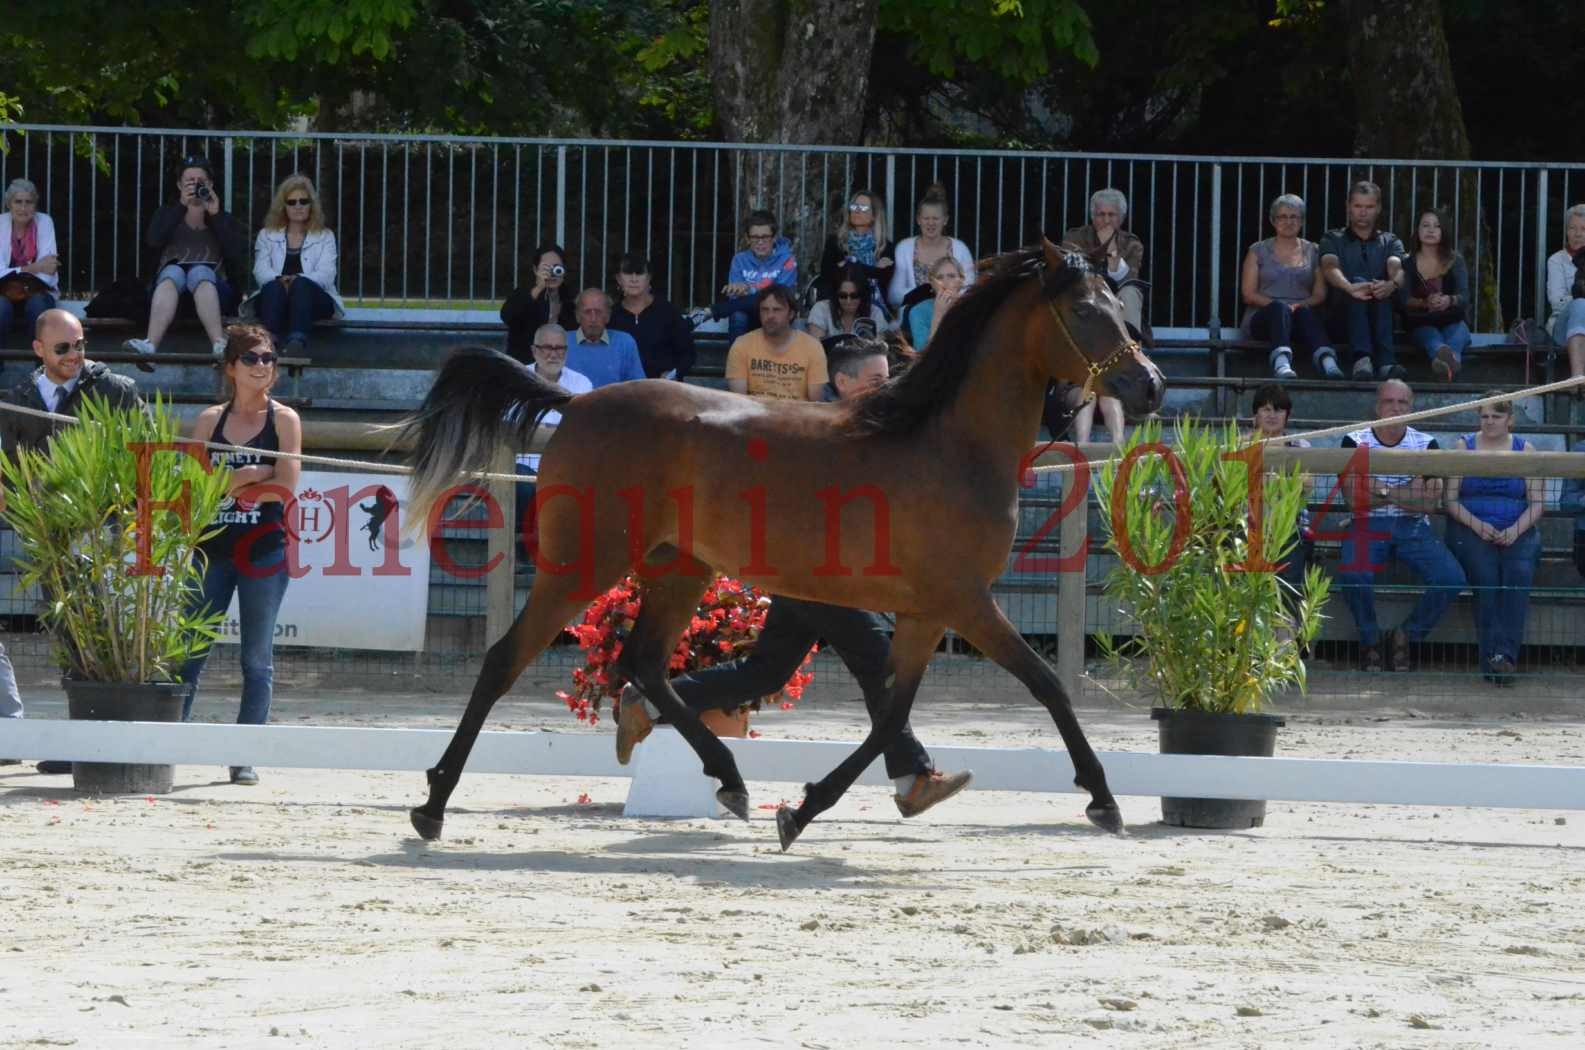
[286,197,312,206]
[237,351,278,367]
[836,291,862,300]
[48,339,86,355]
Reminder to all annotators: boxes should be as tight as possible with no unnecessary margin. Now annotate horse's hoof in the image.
[1086,802,1127,836]
[776,806,802,852]
[717,788,751,822]
[410,807,444,841]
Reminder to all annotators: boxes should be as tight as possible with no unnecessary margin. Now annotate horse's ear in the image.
[1041,235,1067,274]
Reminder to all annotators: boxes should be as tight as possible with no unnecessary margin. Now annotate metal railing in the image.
[5,124,1585,331]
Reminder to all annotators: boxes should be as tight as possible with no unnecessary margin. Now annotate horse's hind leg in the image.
[615,567,753,819]
[776,615,943,851]
[951,594,1123,834]
[410,570,600,840]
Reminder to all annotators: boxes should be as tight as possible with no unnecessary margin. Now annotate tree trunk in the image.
[709,0,882,145]
[1343,0,1502,328]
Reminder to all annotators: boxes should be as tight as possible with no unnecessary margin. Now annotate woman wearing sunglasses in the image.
[179,325,303,786]
[244,175,344,357]
[815,189,894,305]
[806,264,886,342]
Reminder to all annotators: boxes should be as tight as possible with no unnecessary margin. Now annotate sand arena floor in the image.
[3,681,1583,1049]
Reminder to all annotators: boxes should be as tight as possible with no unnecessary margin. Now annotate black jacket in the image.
[145,203,249,288]
[608,295,696,380]
[816,233,896,303]
[0,362,146,458]
[500,286,578,364]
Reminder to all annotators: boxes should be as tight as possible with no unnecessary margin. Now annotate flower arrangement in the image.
[558,574,815,725]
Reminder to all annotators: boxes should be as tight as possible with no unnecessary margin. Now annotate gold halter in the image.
[1046,296,1141,405]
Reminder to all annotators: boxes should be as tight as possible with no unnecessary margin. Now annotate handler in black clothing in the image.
[614,340,972,818]
[608,253,695,380]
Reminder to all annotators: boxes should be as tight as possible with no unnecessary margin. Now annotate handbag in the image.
[0,271,50,304]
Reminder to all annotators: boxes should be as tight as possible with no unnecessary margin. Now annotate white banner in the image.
[219,471,430,651]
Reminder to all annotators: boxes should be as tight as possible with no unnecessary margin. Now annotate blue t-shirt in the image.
[565,329,646,388]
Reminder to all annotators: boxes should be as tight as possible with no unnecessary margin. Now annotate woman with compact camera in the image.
[123,156,247,363]
[501,243,577,364]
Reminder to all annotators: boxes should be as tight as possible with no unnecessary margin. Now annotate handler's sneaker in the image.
[894,769,973,817]
[614,683,654,766]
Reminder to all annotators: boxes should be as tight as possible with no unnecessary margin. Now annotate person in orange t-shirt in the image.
[725,286,827,401]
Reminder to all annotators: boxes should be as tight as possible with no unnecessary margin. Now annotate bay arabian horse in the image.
[400,237,1165,850]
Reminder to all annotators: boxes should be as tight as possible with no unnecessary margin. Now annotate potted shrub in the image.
[559,574,814,735]
[1093,419,1330,828]
[1,396,231,794]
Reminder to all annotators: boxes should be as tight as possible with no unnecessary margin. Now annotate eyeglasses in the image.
[747,234,775,242]
[848,203,873,213]
[836,291,862,300]
[237,351,278,367]
[533,343,568,352]
[48,339,86,355]
[286,197,312,206]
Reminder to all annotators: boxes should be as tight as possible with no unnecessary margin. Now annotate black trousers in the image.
[667,596,933,780]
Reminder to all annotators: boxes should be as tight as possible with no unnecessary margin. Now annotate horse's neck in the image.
[939,284,1047,478]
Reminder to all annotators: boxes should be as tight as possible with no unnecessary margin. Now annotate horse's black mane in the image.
[846,246,1089,437]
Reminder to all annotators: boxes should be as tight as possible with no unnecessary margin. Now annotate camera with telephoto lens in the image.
[548,263,566,278]
[193,182,212,202]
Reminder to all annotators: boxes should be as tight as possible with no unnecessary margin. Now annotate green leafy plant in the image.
[1092,419,1330,714]
[0,397,232,684]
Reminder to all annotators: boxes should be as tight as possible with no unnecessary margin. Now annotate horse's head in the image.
[1037,236,1165,419]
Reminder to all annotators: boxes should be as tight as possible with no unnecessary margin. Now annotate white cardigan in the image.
[0,211,60,293]
[886,236,976,309]
[248,227,346,316]
[1546,249,1580,325]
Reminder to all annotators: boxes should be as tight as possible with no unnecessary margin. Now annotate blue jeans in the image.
[156,263,239,314]
[255,277,335,347]
[1337,515,1466,646]
[0,291,56,348]
[180,545,291,724]
[0,642,21,719]
[1249,301,1332,359]
[1445,521,1539,669]
[1554,298,1585,345]
[1332,294,1396,370]
[711,294,761,339]
[514,462,536,563]
[1410,319,1472,364]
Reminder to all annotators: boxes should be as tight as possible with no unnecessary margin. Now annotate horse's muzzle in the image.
[1113,354,1166,418]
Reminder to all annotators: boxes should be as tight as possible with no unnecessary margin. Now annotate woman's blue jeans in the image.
[256,277,335,347]
[0,291,56,348]
[1445,520,1540,669]
[1409,319,1472,363]
[180,546,291,724]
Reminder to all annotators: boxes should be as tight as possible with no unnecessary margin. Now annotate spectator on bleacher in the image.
[1053,188,1146,334]
[1319,180,1406,381]
[616,335,971,817]
[1065,385,1126,448]
[1239,194,1335,380]
[1,308,143,458]
[0,178,60,349]
[905,256,966,352]
[1401,208,1471,383]
[888,183,976,311]
[501,244,577,365]
[180,324,302,786]
[566,288,645,388]
[816,189,894,307]
[1249,383,1315,603]
[725,285,827,401]
[514,322,592,561]
[808,264,886,343]
[819,338,890,402]
[709,210,797,340]
[1442,394,1542,685]
[1336,379,1465,672]
[244,175,344,358]
[1561,439,1585,580]
[1544,203,1585,386]
[608,253,694,380]
[122,156,247,362]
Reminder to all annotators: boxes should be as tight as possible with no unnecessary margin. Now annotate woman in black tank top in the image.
[178,324,304,786]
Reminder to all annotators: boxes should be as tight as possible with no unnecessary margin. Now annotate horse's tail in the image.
[395,346,573,532]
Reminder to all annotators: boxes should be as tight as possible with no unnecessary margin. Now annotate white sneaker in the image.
[123,337,155,355]
[212,339,228,356]
[1272,353,1297,380]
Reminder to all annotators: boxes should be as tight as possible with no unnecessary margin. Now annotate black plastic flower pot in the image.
[1151,707,1285,829]
[63,679,193,795]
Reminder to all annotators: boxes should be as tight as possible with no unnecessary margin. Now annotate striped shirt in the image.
[1340,426,1440,521]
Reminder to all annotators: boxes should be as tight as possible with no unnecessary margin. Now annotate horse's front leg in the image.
[951,593,1123,834]
[777,615,944,851]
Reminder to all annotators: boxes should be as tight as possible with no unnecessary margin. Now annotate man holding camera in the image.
[122,156,247,365]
